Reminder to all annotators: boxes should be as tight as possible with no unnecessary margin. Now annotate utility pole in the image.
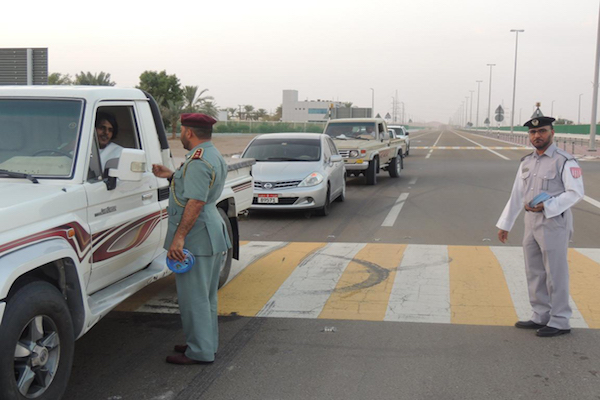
[486,64,496,125]
[510,29,525,134]
[476,80,483,128]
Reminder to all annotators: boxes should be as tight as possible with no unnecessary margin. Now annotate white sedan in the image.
[241,133,346,216]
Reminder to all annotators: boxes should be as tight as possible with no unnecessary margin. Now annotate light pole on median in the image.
[469,90,475,127]
[370,88,375,118]
[551,100,555,116]
[465,96,469,127]
[486,64,496,125]
[476,80,483,128]
[510,29,525,134]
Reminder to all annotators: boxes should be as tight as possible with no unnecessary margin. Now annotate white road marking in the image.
[583,195,600,210]
[257,242,365,318]
[381,193,410,227]
[451,130,510,160]
[385,244,451,323]
[409,177,418,185]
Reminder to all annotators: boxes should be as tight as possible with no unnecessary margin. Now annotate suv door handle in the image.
[142,193,153,201]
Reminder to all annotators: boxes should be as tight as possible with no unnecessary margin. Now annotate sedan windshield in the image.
[243,138,321,162]
[0,99,83,178]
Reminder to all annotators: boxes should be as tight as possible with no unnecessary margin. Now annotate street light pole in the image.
[579,93,583,124]
[465,96,469,127]
[370,88,375,118]
[590,2,600,151]
[476,80,483,128]
[486,64,496,126]
[551,100,555,116]
[510,29,524,134]
[469,90,475,127]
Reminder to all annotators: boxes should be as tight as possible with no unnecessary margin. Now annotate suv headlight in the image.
[298,172,324,187]
[349,150,359,158]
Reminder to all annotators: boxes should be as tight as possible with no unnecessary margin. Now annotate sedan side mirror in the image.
[330,154,343,163]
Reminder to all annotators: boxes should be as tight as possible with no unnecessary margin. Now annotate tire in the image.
[389,153,401,178]
[218,208,233,289]
[317,185,331,216]
[366,158,378,185]
[335,174,346,202]
[0,281,74,400]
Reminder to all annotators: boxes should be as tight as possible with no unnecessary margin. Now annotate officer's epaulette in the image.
[520,152,534,162]
[555,147,575,161]
[191,148,204,160]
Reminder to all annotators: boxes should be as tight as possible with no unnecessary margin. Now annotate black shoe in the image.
[536,326,571,337]
[515,320,546,329]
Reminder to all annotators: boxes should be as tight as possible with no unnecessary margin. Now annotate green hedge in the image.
[213,121,325,134]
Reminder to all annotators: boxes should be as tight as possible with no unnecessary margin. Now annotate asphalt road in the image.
[63,129,600,400]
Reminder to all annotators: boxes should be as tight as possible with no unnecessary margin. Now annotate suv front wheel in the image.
[0,281,74,400]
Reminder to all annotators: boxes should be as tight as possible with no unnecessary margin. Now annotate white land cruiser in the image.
[323,118,407,185]
[0,86,254,400]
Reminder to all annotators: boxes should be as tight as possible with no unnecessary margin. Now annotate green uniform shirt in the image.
[164,142,231,256]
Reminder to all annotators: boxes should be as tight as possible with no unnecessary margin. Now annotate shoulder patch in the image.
[191,148,204,160]
[520,152,533,162]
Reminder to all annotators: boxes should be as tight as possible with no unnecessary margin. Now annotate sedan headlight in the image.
[349,150,359,158]
[298,172,324,187]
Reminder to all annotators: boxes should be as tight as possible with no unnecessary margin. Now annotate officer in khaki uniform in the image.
[152,113,230,364]
[497,116,584,337]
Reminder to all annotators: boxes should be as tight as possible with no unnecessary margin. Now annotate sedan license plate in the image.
[258,194,279,204]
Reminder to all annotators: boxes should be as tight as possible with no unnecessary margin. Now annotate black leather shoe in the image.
[515,320,546,329]
[536,326,571,337]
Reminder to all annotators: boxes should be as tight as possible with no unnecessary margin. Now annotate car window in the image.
[324,122,378,140]
[242,138,321,162]
[90,105,142,181]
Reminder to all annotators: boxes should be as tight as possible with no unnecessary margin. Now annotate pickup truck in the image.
[0,86,254,400]
[323,118,407,185]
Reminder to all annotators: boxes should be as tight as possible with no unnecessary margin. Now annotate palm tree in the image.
[243,105,255,120]
[48,73,72,85]
[226,107,238,120]
[183,86,214,113]
[255,109,268,121]
[160,99,185,139]
[198,101,219,119]
[74,71,115,86]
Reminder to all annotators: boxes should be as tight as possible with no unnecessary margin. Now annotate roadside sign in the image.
[495,105,504,115]
[484,117,490,126]
[495,114,504,122]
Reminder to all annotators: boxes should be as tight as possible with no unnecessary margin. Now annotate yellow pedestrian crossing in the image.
[130,242,600,330]
[218,242,326,316]
[319,244,406,321]
[448,246,517,326]
[568,249,600,329]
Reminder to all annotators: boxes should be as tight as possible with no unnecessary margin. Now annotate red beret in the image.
[181,113,217,128]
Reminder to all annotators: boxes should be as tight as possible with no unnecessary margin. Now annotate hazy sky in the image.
[3,0,599,124]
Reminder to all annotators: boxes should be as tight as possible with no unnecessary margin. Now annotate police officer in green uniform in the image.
[152,113,230,364]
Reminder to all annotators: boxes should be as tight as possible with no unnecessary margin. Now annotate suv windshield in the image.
[0,99,83,178]
[242,138,321,162]
[324,122,379,140]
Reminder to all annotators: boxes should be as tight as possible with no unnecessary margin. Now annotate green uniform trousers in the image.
[175,252,223,362]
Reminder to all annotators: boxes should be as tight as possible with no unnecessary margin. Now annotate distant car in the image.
[388,125,410,156]
[242,133,346,216]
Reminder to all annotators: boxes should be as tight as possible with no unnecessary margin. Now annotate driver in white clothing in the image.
[96,112,123,171]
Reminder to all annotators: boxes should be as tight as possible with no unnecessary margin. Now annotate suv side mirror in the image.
[104,149,146,190]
